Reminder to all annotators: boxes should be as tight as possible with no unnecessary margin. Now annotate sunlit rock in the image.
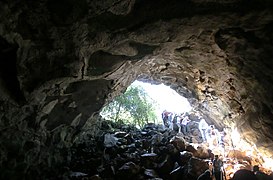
[170,135,186,151]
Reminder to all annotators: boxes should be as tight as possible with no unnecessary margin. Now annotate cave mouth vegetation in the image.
[1,0,273,179]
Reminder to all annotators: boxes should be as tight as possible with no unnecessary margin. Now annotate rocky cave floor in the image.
[42,120,273,180]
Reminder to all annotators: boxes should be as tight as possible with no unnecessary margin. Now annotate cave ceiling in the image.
[0,0,273,160]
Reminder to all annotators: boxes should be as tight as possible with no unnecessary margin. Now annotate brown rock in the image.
[187,157,209,178]
[186,144,198,155]
[227,150,252,164]
[170,136,186,151]
[179,151,193,166]
[194,146,210,159]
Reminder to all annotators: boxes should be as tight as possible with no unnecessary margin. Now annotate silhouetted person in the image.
[162,110,170,128]
[208,149,214,162]
[269,172,273,180]
[212,155,223,180]
[197,169,212,180]
[172,114,179,132]
[253,165,271,180]
[232,169,258,180]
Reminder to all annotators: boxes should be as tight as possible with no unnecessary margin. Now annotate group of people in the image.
[161,110,173,128]
[199,119,226,149]
[161,111,272,180]
[198,154,224,180]
[161,111,224,147]
[198,157,273,180]
[161,111,192,134]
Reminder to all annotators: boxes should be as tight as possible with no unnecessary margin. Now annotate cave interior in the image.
[0,0,273,179]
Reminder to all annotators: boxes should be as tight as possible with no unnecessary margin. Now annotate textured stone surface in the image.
[0,0,273,178]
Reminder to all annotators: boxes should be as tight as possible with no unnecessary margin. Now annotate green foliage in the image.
[101,85,158,128]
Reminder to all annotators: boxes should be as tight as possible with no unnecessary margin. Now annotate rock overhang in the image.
[0,0,273,177]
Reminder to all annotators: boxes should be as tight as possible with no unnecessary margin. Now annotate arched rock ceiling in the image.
[0,0,273,167]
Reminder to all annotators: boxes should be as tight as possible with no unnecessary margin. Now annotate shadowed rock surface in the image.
[0,0,273,179]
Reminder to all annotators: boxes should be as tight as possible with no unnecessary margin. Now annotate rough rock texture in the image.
[0,0,273,178]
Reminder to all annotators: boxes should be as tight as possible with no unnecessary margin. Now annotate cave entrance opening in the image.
[100,80,193,128]
[131,80,192,124]
[98,80,273,178]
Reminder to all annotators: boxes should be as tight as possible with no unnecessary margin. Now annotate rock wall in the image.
[0,0,273,178]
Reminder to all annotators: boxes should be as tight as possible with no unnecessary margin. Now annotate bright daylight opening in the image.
[131,80,192,123]
[100,80,273,179]
[101,80,192,126]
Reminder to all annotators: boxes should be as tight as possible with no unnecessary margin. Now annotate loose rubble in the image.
[66,121,273,180]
